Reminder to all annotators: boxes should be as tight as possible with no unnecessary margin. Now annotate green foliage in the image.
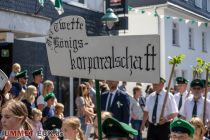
[168,54,185,65]
[204,62,210,72]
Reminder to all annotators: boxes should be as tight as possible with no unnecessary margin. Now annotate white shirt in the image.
[145,90,178,123]
[105,89,117,111]
[130,97,144,120]
[37,95,47,107]
[174,90,193,112]
[181,96,210,123]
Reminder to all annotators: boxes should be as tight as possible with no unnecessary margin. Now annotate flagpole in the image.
[203,69,209,124]
[95,80,102,140]
[160,63,175,118]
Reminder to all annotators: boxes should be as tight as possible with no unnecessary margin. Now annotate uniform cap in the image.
[15,70,28,79]
[176,77,188,84]
[44,92,55,102]
[170,118,195,137]
[102,117,138,139]
[160,77,166,83]
[43,117,62,130]
[32,68,43,77]
[190,79,204,88]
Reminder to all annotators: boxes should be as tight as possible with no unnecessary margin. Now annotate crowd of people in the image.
[1,62,210,140]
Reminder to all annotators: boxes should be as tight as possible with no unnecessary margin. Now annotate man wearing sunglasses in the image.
[180,79,210,124]
[15,70,28,90]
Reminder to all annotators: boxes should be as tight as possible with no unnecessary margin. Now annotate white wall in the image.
[122,10,158,35]
[120,6,210,87]
[163,8,210,85]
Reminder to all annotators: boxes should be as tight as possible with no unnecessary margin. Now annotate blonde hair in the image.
[55,102,64,111]
[12,63,21,72]
[1,99,32,130]
[31,108,42,118]
[24,85,36,103]
[190,117,205,138]
[42,80,54,97]
[63,116,85,140]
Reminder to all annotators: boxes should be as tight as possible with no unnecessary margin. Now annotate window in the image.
[181,70,187,79]
[207,0,210,12]
[195,0,202,8]
[189,28,194,50]
[63,0,87,7]
[202,32,207,52]
[172,22,179,46]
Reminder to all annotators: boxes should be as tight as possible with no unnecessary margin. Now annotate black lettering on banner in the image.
[68,44,157,76]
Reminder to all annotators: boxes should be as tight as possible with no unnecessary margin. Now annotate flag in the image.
[38,0,45,6]
[50,0,64,15]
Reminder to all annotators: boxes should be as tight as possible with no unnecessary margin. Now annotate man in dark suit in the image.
[101,80,130,124]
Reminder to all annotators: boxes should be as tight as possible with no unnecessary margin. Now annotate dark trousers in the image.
[131,119,142,140]
[147,122,170,140]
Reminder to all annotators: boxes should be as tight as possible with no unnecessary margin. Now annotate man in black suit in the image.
[101,80,130,124]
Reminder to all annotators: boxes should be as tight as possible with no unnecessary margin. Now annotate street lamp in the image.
[101,8,119,34]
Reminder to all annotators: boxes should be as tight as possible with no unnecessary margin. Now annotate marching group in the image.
[1,62,210,140]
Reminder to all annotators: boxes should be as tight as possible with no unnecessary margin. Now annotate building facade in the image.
[0,0,105,116]
[125,0,210,86]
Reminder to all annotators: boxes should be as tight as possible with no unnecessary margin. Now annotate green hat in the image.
[32,68,43,77]
[43,117,62,130]
[15,70,28,79]
[190,79,204,88]
[201,79,210,86]
[102,117,138,139]
[44,92,55,102]
[176,77,188,84]
[160,77,166,83]
[170,118,195,137]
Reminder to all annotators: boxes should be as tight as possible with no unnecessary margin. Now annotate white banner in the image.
[0,69,8,90]
[46,16,160,83]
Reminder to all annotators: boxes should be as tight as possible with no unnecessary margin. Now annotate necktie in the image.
[107,93,113,111]
[178,94,183,110]
[152,93,159,123]
[192,100,197,117]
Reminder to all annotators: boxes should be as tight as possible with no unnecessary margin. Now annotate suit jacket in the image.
[101,89,130,124]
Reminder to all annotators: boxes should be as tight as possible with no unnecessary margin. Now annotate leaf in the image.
[168,54,185,65]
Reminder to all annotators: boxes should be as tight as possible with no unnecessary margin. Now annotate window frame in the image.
[207,0,210,12]
[63,0,87,8]
[202,32,207,52]
[172,22,179,46]
[188,27,194,50]
[195,0,202,8]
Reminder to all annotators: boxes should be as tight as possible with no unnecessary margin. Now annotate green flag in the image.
[38,0,45,6]
[50,0,64,15]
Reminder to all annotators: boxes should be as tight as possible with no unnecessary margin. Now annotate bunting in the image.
[128,6,209,28]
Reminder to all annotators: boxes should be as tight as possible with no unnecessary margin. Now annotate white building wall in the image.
[163,8,210,86]
[121,6,210,86]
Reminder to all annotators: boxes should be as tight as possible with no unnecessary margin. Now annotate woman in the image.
[1,99,32,140]
[21,85,37,119]
[62,116,85,140]
[84,82,95,124]
[37,80,54,111]
[75,84,95,132]
[0,80,11,107]
[190,117,209,140]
